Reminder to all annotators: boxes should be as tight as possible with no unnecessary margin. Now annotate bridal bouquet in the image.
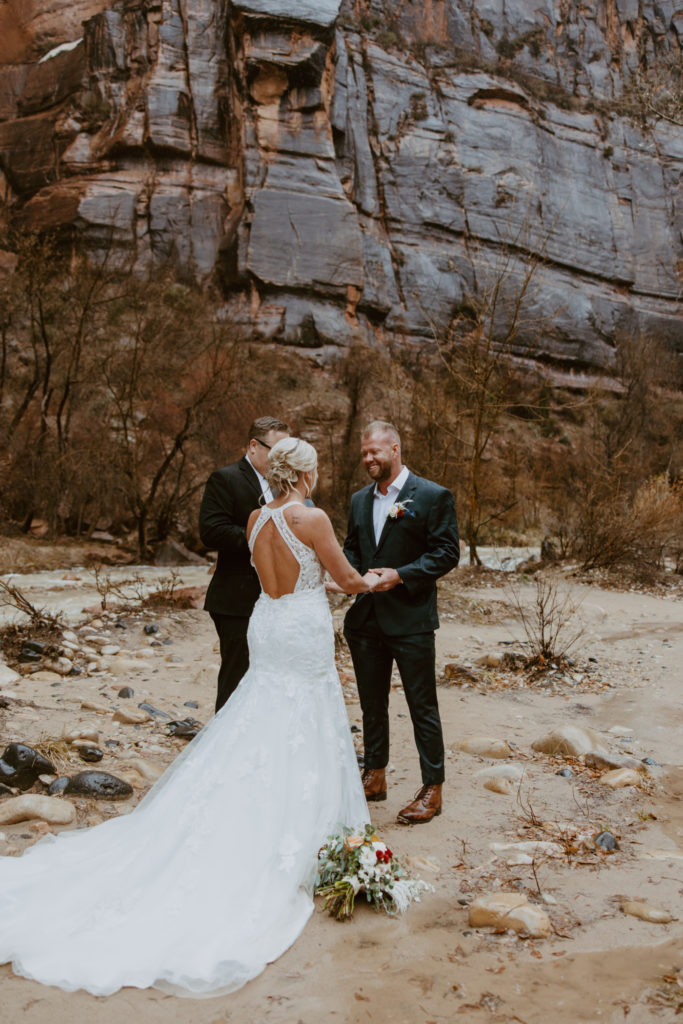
[316,824,432,920]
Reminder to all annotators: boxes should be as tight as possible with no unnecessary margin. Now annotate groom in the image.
[199,415,290,712]
[343,421,459,824]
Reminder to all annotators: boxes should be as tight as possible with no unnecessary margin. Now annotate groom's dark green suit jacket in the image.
[343,471,460,636]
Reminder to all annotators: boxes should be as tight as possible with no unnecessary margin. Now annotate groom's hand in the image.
[370,568,402,591]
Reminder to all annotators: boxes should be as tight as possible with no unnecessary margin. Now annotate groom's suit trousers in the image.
[345,606,444,785]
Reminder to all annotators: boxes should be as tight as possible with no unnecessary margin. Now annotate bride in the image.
[0,438,380,997]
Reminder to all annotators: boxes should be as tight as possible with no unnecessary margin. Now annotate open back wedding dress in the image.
[0,502,368,996]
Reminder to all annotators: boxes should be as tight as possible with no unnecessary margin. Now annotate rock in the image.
[455,737,513,759]
[153,538,209,566]
[595,830,619,852]
[620,901,673,924]
[599,768,641,788]
[0,794,76,825]
[80,700,111,714]
[641,757,660,767]
[78,747,104,763]
[531,727,610,758]
[442,663,479,684]
[47,777,71,795]
[63,727,100,743]
[117,686,134,698]
[113,707,152,725]
[167,718,202,740]
[585,752,645,773]
[489,841,565,865]
[483,778,515,795]
[64,771,134,800]
[144,624,159,635]
[0,783,15,797]
[99,644,120,656]
[0,664,21,685]
[184,701,199,709]
[468,892,552,938]
[121,756,163,782]
[475,654,502,668]
[476,764,524,782]
[137,702,171,719]
[0,743,56,791]
[555,768,574,778]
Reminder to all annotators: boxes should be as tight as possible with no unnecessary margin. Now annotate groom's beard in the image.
[365,460,392,484]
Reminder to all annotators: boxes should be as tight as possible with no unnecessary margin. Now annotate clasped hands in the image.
[325,567,401,595]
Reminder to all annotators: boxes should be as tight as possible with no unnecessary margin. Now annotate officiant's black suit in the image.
[343,472,459,785]
[199,457,264,712]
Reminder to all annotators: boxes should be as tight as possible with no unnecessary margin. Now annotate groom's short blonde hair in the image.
[362,420,401,446]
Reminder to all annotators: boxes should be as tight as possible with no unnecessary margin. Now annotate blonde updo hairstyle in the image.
[267,437,318,496]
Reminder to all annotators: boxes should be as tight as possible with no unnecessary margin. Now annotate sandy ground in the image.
[0,559,682,1024]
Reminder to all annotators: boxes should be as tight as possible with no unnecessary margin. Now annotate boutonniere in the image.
[388,499,414,520]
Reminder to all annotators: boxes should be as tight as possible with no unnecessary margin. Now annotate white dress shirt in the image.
[246,454,274,504]
[372,465,410,545]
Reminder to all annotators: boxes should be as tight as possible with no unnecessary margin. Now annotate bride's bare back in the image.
[247,500,370,599]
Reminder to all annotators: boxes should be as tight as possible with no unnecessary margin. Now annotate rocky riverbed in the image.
[0,557,682,1022]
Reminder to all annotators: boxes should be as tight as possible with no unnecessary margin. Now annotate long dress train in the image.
[0,502,368,996]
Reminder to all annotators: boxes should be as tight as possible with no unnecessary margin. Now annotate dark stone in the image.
[641,757,660,766]
[144,624,159,635]
[64,771,133,800]
[162,638,173,646]
[0,743,56,790]
[167,718,202,740]
[48,776,70,795]
[78,747,104,763]
[595,830,619,852]
[588,657,598,663]
[350,724,361,733]
[138,702,171,719]
[114,620,127,629]
[104,739,120,747]
[18,648,42,663]
[457,898,471,905]
[22,640,46,654]
[0,783,14,797]
[68,665,83,675]
[555,768,574,778]
[183,701,198,709]
[0,696,11,708]
[117,686,134,698]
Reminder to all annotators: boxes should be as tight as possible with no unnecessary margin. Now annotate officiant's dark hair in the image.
[248,416,290,442]
[362,420,401,445]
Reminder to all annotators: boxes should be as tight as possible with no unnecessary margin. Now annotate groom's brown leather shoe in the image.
[361,768,387,801]
[397,784,442,824]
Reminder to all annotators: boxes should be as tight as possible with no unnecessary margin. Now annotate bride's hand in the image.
[362,570,382,591]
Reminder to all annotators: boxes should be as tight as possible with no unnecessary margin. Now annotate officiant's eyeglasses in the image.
[252,438,271,450]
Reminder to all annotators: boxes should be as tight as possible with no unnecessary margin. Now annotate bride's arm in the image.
[303,510,377,594]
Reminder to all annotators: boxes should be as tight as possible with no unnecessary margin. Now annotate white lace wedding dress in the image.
[0,503,368,997]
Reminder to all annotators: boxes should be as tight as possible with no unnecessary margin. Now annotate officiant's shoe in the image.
[397,784,442,824]
[361,768,387,802]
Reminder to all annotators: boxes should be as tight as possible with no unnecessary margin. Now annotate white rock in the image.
[468,892,552,937]
[621,901,673,924]
[45,657,74,676]
[455,736,514,759]
[63,727,100,743]
[62,630,79,643]
[608,725,634,735]
[25,670,63,683]
[531,726,610,758]
[0,664,21,686]
[80,700,111,715]
[476,764,525,781]
[484,778,515,795]
[100,644,121,656]
[599,768,641,788]
[120,755,163,782]
[0,795,76,826]
[490,841,565,865]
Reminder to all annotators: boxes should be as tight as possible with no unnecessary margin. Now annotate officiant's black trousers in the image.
[344,615,445,786]
[210,613,250,713]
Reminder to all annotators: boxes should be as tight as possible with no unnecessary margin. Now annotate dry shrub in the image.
[572,475,683,576]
